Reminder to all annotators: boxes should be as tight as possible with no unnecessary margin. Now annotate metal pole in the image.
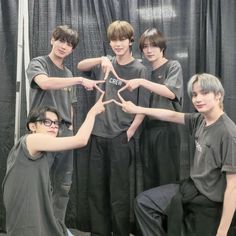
[14,0,23,144]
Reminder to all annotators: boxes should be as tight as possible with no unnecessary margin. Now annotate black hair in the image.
[52,25,79,49]
[139,28,167,56]
[26,106,61,131]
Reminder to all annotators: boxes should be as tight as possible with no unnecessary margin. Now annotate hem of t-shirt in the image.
[221,165,236,173]
[92,131,125,138]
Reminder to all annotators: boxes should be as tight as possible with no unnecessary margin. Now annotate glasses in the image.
[36,119,61,128]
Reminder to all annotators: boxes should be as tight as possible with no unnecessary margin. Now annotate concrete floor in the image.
[0,229,90,236]
[0,230,134,235]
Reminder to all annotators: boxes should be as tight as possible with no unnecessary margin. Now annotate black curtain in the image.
[0,0,236,233]
[0,0,18,231]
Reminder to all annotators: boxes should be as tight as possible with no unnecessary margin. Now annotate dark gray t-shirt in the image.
[149,60,183,121]
[91,57,149,138]
[26,56,75,123]
[185,113,236,202]
[2,135,67,236]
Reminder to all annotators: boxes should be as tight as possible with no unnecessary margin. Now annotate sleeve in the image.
[80,64,104,81]
[164,60,183,103]
[184,113,203,136]
[137,65,151,107]
[26,58,48,89]
[221,136,236,173]
[70,85,77,104]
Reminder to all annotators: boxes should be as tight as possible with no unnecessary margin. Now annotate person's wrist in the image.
[101,56,106,63]
[140,78,145,86]
[80,77,84,85]
[137,106,143,114]
[87,110,96,118]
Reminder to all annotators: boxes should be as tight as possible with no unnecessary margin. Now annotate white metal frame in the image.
[14,0,30,144]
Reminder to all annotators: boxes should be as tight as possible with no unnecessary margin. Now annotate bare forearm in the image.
[37,76,83,90]
[75,111,96,146]
[135,106,185,124]
[128,114,145,134]
[217,177,236,235]
[140,79,175,99]
[77,57,102,71]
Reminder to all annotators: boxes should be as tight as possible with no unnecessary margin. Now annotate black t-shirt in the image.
[3,135,67,236]
[91,57,150,138]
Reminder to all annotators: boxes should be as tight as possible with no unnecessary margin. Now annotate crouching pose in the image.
[3,93,112,236]
[116,73,236,236]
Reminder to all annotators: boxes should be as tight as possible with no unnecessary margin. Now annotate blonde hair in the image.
[107,20,134,42]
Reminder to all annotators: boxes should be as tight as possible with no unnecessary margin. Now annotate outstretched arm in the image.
[34,74,105,91]
[77,56,119,80]
[115,91,185,125]
[27,93,114,157]
[119,78,175,100]
[216,173,236,236]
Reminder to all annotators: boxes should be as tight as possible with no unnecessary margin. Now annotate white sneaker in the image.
[67,229,74,236]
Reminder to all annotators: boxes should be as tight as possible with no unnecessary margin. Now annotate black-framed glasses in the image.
[36,119,61,128]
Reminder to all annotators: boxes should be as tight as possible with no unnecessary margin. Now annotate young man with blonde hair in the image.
[78,20,149,236]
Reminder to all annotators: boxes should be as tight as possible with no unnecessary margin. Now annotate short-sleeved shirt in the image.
[90,57,149,138]
[2,135,67,236]
[26,55,75,123]
[148,60,183,121]
[185,113,236,202]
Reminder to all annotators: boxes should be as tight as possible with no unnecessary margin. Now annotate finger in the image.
[118,84,129,93]
[98,91,105,101]
[103,99,114,105]
[95,84,104,93]
[86,87,93,91]
[95,80,105,84]
[104,70,109,80]
[117,77,127,83]
[113,99,123,107]
[111,68,120,80]
[117,91,125,103]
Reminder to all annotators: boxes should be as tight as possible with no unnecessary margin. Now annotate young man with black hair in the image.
[26,25,104,222]
[120,28,183,190]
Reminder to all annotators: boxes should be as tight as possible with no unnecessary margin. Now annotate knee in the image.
[134,192,146,213]
[61,184,71,195]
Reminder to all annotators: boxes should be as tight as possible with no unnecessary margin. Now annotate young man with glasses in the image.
[26,25,104,223]
[35,118,61,128]
[3,95,110,236]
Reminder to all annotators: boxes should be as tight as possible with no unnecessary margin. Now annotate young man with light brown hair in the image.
[78,20,149,236]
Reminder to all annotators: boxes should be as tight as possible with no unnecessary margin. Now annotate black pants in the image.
[134,183,223,236]
[50,124,73,222]
[88,133,134,236]
[141,121,180,190]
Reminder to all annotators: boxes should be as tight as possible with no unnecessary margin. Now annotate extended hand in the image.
[113,89,139,114]
[81,78,105,91]
[117,78,142,92]
[101,56,120,81]
[90,91,115,115]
